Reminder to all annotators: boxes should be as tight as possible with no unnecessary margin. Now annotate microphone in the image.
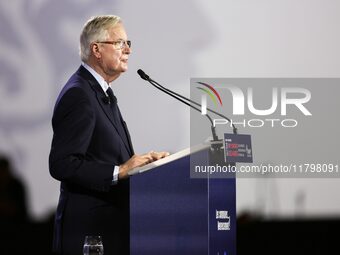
[137,69,237,142]
[138,69,240,165]
[138,69,237,134]
[137,69,219,141]
[137,69,150,81]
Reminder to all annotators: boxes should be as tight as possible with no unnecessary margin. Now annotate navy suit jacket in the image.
[49,66,134,255]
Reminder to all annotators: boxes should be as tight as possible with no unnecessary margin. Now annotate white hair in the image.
[79,15,121,62]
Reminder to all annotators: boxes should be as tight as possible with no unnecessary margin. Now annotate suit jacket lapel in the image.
[118,109,134,156]
[77,66,132,155]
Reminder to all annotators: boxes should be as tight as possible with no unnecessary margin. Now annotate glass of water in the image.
[83,235,104,255]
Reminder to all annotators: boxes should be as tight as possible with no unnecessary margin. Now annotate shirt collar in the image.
[82,62,113,95]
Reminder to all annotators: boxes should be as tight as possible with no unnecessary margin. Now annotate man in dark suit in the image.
[49,15,168,255]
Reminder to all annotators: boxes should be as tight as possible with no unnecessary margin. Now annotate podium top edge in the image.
[128,142,212,176]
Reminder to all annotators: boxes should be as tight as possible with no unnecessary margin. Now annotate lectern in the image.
[130,143,236,255]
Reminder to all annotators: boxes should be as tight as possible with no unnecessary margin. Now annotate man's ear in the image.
[91,43,101,59]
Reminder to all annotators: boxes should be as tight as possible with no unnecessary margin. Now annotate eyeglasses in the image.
[96,40,131,50]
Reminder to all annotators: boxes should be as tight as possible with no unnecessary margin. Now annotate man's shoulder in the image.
[54,67,93,105]
[60,66,96,94]
[65,66,93,88]
[52,65,102,113]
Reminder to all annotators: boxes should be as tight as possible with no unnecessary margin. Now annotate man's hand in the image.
[119,151,170,179]
[149,151,170,161]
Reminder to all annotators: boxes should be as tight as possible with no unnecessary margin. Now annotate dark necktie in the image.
[106,87,118,116]
[106,87,129,145]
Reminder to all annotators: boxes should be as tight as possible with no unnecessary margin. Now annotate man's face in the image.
[98,23,131,81]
